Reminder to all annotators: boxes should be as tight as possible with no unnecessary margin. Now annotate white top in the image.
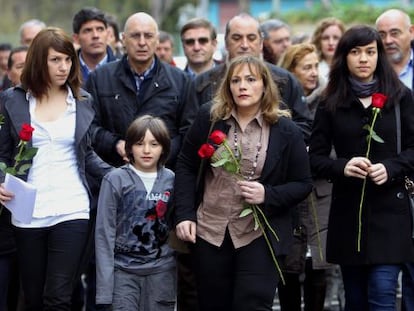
[129,164,157,197]
[319,60,330,81]
[12,88,90,228]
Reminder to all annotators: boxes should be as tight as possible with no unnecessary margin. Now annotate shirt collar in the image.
[27,85,76,113]
[127,56,156,78]
[79,52,109,73]
[228,108,264,128]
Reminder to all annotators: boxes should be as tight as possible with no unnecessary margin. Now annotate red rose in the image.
[156,201,167,218]
[371,93,387,109]
[19,123,35,142]
[198,143,215,159]
[209,130,227,145]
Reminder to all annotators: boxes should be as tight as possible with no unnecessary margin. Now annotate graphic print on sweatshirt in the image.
[115,188,171,259]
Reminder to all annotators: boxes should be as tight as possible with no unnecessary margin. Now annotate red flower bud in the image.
[371,93,387,109]
[209,130,227,145]
[198,143,215,159]
[19,123,35,142]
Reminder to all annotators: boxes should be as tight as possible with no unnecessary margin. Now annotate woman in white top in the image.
[0,27,111,310]
[311,17,346,80]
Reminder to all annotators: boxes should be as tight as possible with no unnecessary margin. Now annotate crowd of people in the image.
[0,5,414,311]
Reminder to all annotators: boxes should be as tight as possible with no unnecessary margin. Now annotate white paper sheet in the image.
[3,173,37,224]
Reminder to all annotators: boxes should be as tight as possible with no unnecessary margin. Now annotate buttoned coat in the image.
[309,88,414,265]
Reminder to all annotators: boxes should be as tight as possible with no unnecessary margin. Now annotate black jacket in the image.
[86,56,197,168]
[174,103,313,255]
[193,62,312,142]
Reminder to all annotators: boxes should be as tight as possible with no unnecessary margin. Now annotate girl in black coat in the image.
[309,25,414,310]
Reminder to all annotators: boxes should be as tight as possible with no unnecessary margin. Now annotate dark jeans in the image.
[194,231,280,311]
[402,263,414,311]
[15,219,88,311]
[341,264,400,311]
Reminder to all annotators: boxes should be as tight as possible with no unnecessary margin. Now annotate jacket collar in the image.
[5,86,93,147]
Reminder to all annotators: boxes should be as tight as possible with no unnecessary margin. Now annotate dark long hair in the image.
[21,27,81,99]
[323,25,404,112]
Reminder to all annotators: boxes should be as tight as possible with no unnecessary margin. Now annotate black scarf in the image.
[348,76,379,98]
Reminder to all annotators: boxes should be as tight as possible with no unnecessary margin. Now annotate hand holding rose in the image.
[344,157,371,179]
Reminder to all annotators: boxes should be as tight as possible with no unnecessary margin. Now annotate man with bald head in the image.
[193,13,311,141]
[86,12,194,169]
[376,9,414,89]
[376,9,414,311]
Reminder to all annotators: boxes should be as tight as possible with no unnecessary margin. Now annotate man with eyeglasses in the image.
[192,13,311,141]
[376,9,414,311]
[86,12,195,170]
[180,18,220,77]
[376,9,414,89]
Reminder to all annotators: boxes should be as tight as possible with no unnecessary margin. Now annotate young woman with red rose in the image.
[95,115,176,310]
[309,25,414,310]
[174,55,313,311]
[0,28,111,310]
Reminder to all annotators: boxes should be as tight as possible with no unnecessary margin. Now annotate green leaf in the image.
[21,147,38,160]
[0,162,7,173]
[211,158,229,167]
[5,167,16,175]
[14,153,21,162]
[17,164,32,175]
[362,124,370,131]
[239,208,253,217]
[224,161,239,173]
[371,133,384,143]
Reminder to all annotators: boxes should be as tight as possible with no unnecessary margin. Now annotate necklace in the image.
[233,122,263,181]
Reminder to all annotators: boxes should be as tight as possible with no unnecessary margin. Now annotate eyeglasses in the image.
[182,37,210,46]
[126,32,156,40]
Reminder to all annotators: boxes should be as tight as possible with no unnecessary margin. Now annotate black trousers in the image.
[176,252,198,311]
[278,258,327,311]
[15,219,88,311]
[194,230,280,311]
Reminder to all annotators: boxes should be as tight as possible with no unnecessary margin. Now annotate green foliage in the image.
[279,1,414,25]
[0,0,198,44]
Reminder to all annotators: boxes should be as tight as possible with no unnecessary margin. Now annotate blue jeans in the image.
[341,264,400,311]
[402,263,414,311]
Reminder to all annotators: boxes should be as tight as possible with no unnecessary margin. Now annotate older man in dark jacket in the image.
[86,12,196,169]
[193,13,312,142]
